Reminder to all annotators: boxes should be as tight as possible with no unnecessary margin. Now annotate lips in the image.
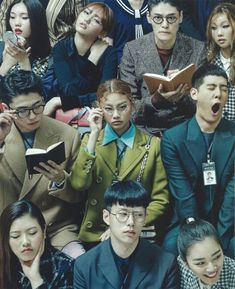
[14,28,22,35]
[79,22,87,29]
[22,248,33,253]
[204,271,217,279]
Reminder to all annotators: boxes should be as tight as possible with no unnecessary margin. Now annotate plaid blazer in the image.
[212,54,235,121]
[19,246,74,289]
[178,255,235,289]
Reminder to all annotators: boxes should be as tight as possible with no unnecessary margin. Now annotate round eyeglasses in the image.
[10,103,45,119]
[103,104,129,116]
[152,15,178,25]
[109,210,146,223]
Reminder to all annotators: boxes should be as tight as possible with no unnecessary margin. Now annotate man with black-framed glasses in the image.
[0,69,85,258]
[74,180,179,289]
[120,0,206,137]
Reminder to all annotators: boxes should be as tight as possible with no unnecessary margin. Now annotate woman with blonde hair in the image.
[207,2,235,121]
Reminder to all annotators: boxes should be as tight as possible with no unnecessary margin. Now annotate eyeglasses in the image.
[103,104,129,116]
[152,14,178,24]
[10,103,45,119]
[109,210,146,223]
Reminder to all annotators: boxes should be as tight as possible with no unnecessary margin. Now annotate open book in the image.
[143,64,196,94]
[25,141,65,175]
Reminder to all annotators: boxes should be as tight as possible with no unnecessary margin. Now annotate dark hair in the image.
[191,63,228,89]
[0,200,46,289]
[5,0,51,58]
[206,2,235,84]
[0,70,43,105]
[97,79,133,104]
[148,0,182,12]
[177,219,222,261]
[104,180,150,209]
[79,2,115,36]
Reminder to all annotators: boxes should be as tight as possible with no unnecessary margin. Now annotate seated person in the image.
[69,79,169,249]
[206,2,235,121]
[45,2,118,115]
[0,0,51,79]
[177,218,235,289]
[0,70,83,258]
[74,180,179,289]
[103,0,152,63]
[161,63,235,258]
[0,200,74,289]
[120,0,206,136]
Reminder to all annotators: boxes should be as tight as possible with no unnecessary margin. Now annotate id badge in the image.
[202,162,217,186]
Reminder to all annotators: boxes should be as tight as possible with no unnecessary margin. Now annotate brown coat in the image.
[0,116,81,248]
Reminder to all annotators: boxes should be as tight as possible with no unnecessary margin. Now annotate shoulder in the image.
[124,32,154,50]
[218,256,235,286]
[176,32,205,49]
[219,118,235,133]
[40,116,78,136]
[162,119,190,141]
[53,35,74,52]
[136,128,160,145]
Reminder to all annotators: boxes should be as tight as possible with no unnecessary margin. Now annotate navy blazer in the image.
[74,239,179,289]
[161,117,235,250]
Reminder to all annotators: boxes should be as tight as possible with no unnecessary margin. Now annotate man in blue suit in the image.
[74,180,178,289]
[161,64,235,258]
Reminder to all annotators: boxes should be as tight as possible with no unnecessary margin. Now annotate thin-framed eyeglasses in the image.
[152,14,178,24]
[9,103,45,119]
[108,210,146,223]
[103,104,129,116]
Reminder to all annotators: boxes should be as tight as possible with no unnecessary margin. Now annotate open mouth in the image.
[211,103,220,114]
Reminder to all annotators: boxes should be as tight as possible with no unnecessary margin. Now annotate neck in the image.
[74,33,96,56]
[128,0,144,10]
[155,36,176,50]
[220,47,232,59]
[195,114,220,133]
[111,237,139,259]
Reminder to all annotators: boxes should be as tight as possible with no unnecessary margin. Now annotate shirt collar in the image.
[102,122,136,149]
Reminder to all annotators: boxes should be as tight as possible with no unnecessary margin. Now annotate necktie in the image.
[116,139,126,160]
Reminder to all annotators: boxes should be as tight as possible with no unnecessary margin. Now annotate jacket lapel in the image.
[4,124,27,184]
[183,117,207,173]
[98,241,122,289]
[20,117,61,199]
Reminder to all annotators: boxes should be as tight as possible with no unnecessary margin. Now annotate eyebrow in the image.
[153,13,177,16]
[10,226,38,233]
[192,249,222,261]
[14,100,43,110]
[86,8,102,19]
[104,101,128,106]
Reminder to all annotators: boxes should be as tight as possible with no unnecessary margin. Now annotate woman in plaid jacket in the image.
[207,2,235,122]
[0,200,74,289]
[177,219,235,289]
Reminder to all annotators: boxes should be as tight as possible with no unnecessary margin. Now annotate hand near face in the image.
[33,160,65,183]
[88,108,103,134]
[19,239,44,289]
[0,110,16,143]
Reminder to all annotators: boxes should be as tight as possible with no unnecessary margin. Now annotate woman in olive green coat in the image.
[70,79,169,247]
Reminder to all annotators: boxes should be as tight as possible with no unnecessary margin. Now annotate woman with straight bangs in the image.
[0,200,74,289]
[46,2,118,115]
[69,79,169,250]
[177,219,235,289]
[207,2,235,121]
[0,0,51,78]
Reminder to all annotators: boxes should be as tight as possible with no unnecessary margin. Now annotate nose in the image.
[206,262,216,273]
[217,27,223,36]
[214,87,222,98]
[22,234,30,246]
[126,213,134,226]
[112,108,121,118]
[13,16,21,26]
[161,17,169,28]
[28,109,37,119]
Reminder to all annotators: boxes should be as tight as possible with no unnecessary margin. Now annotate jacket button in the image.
[90,199,98,206]
[96,176,102,183]
[86,221,93,228]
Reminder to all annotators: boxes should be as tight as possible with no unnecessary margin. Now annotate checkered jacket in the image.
[177,255,235,289]
[19,246,74,289]
[212,55,235,121]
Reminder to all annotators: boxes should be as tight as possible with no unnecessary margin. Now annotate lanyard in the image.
[207,141,213,163]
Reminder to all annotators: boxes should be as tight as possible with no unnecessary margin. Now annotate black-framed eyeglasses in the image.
[9,103,45,119]
[152,15,178,24]
[109,210,146,223]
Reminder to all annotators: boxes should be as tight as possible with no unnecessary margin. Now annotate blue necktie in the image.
[116,139,126,160]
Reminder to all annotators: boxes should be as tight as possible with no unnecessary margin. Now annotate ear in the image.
[146,11,152,25]
[190,87,198,101]
[103,209,110,226]
[43,226,47,239]
[0,102,9,111]
[179,10,183,24]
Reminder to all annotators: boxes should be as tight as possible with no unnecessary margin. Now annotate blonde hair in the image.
[206,2,235,84]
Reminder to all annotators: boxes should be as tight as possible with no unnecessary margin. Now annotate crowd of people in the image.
[0,0,234,288]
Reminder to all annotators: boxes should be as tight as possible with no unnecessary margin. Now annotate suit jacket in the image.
[70,128,169,242]
[120,32,206,131]
[0,116,81,248]
[74,238,179,289]
[161,117,235,250]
